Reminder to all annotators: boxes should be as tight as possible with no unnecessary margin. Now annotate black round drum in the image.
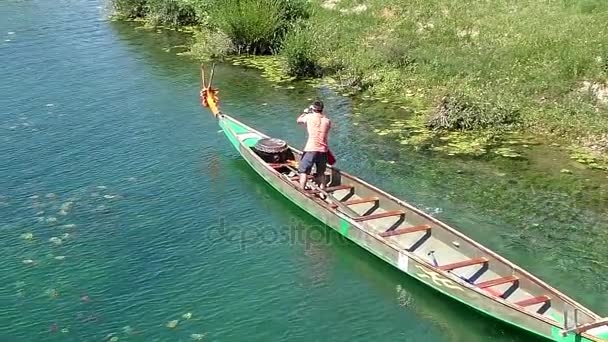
[253,138,292,163]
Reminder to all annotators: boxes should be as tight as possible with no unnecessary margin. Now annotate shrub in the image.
[146,0,200,27]
[111,0,149,18]
[281,26,322,77]
[426,95,520,131]
[190,29,234,60]
[110,0,211,26]
[209,0,309,54]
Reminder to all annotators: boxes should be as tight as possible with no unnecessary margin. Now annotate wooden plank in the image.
[380,224,431,238]
[309,184,353,194]
[354,210,404,222]
[268,163,287,169]
[560,317,608,336]
[290,175,313,181]
[514,295,551,307]
[343,197,379,206]
[476,276,519,289]
[329,196,379,209]
[438,257,488,271]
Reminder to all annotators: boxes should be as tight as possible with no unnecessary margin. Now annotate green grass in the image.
[288,0,608,137]
[109,0,608,160]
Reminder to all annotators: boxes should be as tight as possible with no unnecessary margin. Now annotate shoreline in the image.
[107,0,608,173]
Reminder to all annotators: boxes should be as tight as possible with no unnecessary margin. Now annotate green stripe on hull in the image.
[223,118,250,135]
[220,120,239,150]
[242,137,259,147]
[220,117,261,148]
[339,219,349,236]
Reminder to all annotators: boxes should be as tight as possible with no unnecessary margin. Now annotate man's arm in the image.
[296,110,308,125]
[296,114,306,124]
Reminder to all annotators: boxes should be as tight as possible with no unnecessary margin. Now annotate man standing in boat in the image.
[296,100,331,192]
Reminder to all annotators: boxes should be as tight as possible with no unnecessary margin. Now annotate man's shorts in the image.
[298,151,328,176]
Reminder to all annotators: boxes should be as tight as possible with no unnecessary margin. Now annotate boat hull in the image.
[216,115,606,342]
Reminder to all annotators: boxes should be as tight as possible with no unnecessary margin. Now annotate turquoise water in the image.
[1,0,606,341]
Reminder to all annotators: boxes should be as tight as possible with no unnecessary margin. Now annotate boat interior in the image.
[245,135,603,332]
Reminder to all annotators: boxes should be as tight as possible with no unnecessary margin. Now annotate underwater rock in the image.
[182,312,192,320]
[560,169,573,174]
[22,259,35,265]
[166,319,179,328]
[54,256,66,261]
[46,217,58,223]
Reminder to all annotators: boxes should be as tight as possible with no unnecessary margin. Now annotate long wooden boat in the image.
[198,68,607,341]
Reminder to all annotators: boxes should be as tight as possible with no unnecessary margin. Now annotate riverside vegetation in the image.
[109,0,608,172]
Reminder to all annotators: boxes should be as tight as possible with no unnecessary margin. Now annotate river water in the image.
[1,0,606,341]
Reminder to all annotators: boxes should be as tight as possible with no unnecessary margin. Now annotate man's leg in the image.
[298,152,313,190]
[315,152,328,190]
[299,173,308,190]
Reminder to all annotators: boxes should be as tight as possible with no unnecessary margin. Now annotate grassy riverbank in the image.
[108,0,608,170]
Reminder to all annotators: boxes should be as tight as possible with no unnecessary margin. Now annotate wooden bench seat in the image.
[354,210,404,222]
[290,175,313,181]
[329,197,379,209]
[514,295,551,307]
[380,224,431,238]
[476,276,519,289]
[438,257,488,271]
[343,197,379,206]
[309,184,354,194]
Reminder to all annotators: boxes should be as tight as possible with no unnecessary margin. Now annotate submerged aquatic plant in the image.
[493,147,522,158]
[20,232,34,240]
[191,333,207,340]
[569,148,608,171]
[49,237,62,245]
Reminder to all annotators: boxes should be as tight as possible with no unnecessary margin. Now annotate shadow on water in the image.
[225,158,545,342]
